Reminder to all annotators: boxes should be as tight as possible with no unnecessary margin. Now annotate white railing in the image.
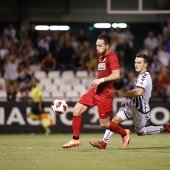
[107,0,170,14]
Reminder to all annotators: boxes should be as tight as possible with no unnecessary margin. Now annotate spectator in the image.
[58,40,76,76]
[150,54,162,76]
[164,32,170,54]
[76,41,90,72]
[28,23,39,47]
[140,43,150,56]
[37,31,50,61]
[108,28,118,52]
[121,26,135,65]
[70,35,79,53]
[75,52,87,71]
[41,52,57,74]
[26,40,39,64]
[7,84,17,101]
[0,41,9,76]
[126,70,137,91]
[157,44,170,67]
[3,23,16,39]
[76,29,88,43]
[162,18,170,41]
[85,48,97,76]
[18,40,39,65]
[17,65,32,97]
[157,66,170,101]
[49,31,59,57]
[4,53,21,92]
[114,67,128,91]
[144,31,158,53]
[114,28,128,67]
[157,34,164,49]
[149,54,162,92]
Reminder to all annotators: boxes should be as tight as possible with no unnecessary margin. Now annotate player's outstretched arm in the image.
[116,88,144,98]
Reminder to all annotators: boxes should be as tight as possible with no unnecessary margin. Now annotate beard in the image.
[97,50,106,56]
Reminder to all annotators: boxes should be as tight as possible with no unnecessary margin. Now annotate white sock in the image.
[145,126,164,135]
[103,129,114,143]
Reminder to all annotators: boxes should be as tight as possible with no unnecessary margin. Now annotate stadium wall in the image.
[0,100,169,134]
[0,0,170,23]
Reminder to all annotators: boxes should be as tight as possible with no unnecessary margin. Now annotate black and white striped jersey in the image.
[132,71,152,114]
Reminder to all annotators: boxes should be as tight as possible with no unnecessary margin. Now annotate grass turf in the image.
[0,133,170,170]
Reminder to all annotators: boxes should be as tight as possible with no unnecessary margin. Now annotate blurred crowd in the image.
[0,20,170,102]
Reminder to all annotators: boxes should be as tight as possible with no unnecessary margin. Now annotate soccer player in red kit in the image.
[62,34,131,149]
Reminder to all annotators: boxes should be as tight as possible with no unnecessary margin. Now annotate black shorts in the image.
[31,102,44,115]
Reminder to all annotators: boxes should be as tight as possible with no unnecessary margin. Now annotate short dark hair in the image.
[98,34,110,45]
[136,52,149,64]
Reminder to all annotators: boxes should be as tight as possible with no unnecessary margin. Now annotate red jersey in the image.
[96,51,120,96]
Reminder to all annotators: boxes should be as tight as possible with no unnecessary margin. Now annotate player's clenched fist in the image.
[92,79,101,89]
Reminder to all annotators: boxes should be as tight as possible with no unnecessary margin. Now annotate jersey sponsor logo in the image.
[98,63,106,70]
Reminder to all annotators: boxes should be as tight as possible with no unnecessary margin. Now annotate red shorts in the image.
[78,88,113,119]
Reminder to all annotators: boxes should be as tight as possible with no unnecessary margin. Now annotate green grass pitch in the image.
[0,133,170,170]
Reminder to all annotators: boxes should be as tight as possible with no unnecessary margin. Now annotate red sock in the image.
[72,115,82,139]
[108,122,126,137]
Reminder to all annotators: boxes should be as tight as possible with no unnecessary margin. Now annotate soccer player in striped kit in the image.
[90,52,170,149]
[62,34,131,149]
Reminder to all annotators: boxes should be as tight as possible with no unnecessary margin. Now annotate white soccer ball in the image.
[51,98,68,115]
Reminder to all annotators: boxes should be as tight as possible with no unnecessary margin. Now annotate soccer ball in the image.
[51,98,68,115]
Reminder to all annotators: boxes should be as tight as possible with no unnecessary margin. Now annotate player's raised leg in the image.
[90,114,131,149]
[133,121,170,137]
[90,123,131,149]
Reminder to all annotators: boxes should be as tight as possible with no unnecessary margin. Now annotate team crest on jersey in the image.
[99,57,106,62]
[98,63,106,70]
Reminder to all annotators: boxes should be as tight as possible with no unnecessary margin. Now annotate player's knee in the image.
[73,108,79,116]
[135,127,146,136]
[72,106,82,116]
[99,122,107,128]
[99,121,109,129]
